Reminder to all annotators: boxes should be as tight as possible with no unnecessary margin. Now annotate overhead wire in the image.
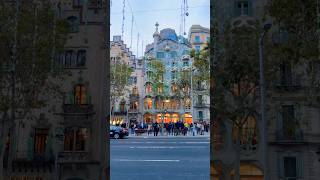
[110,5,207,15]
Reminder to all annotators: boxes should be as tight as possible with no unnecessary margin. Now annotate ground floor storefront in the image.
[143,112,193,124]
[110,116,126,125]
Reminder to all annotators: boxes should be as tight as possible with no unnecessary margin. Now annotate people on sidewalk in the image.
[147,123,152,136]
[153,122,159,136]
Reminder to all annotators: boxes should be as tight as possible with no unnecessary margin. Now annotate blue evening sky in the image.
[110,0,210,58]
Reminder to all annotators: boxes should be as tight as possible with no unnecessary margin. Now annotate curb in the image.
[127,135,210,138]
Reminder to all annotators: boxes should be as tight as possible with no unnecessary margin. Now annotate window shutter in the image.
[248,0,253,16]
[277,154,284,178]
[297,155,304,178]
[234,2,240,17]
[294,104,302,125]
[45,134,53,160]
[277,109,283,132]
[86,89,91,104]
[69,90,74,104]
[27,132,34,160]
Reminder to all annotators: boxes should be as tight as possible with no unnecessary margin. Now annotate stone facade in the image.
[2,1,108,180]
[188,24,210,51]
[212,0,320,180]
[188,24,210,123]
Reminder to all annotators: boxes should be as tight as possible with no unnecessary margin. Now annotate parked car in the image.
[110,125,128,139]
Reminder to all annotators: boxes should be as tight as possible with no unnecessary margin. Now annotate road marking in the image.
[114,141,209,144]
[113,159,180,162]
[128,146,207,149]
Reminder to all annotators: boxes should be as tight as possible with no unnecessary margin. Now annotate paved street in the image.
[110,136,210,180]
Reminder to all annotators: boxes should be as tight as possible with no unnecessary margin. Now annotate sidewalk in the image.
[127,132,210,138]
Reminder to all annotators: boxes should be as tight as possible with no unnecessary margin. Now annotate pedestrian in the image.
[134,123,138,136]
[130,122,135,135]
[201,123,205,135]
[147,123,152,136]
[153,122,159,136]
[169,122,173,136]
[191,123,196,136]
[189,123,193,135]
[196,123,201,135]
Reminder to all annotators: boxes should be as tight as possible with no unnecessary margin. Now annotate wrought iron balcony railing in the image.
[62,104,95,115]
[58,151,89,163]
[275,129,304,144]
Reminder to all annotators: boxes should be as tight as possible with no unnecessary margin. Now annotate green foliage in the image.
[110,62,133,100]
[190,43,210,93]
[265,0,319,106]
[0,0,68,120]
[213,21,260,127]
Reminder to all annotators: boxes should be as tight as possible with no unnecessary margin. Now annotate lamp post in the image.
[259,22,272,180]
[316,147,320,162]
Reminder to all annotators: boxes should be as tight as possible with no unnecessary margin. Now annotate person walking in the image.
[130,122,134,135]
[189,123,193,135]
[153,122,158,136]
[191,123,196,136]
[196,123,201,135]
[147,123,152,136]
[200,123,205,135]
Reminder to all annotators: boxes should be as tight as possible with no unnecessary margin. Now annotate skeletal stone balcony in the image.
[58,152,90,164]
[128,108,139,114]
[11,152,54,173]
[61,104,95,126]
[62,104,95,115]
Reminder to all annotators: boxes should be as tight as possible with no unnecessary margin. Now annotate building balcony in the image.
[114,111,127,116]
[194,102,209,108]
[194,86,207,91]
[62,104,95,116]
[275,129,304,144]
[58,151,90,164]
[128,108,139,114]
[273,76,302,91]
[145,91,153,96]
[61,104,95,126]
[129,94,139,100]
[11,152,54,173]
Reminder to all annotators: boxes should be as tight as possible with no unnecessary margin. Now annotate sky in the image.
[110,0,210,58]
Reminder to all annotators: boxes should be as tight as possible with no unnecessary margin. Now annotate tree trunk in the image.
[235,127,242,180]
[0,126,8,178]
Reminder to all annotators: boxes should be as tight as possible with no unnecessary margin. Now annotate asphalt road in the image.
[110,136,210,180]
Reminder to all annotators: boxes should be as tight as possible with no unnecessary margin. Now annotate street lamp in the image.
[316,147,320,162]
[259,22,272,180]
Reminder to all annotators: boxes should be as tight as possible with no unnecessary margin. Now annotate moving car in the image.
[110,125,128,139]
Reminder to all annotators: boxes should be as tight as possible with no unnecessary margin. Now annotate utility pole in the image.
[259,22,272,180]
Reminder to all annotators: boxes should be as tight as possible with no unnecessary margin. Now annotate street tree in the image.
[110,60,133,123]
[213,20,262,180]
[190,43,210,96]
[265,0,319,107]
[0,0,68,176]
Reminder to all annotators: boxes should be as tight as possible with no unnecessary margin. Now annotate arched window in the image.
[74,85,86,104]
[76,50,86,67]
[67,16,79,33]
